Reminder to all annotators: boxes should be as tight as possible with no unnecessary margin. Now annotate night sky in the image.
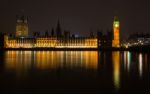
[0,0,150,39]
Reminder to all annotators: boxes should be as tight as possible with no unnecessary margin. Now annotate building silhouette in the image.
[0,33,5,48]
[56,20,62,38]
[124,33,150,47]
[51,28,55,37]
[97,30,113,48]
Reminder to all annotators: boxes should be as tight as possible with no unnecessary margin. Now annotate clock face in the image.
[114,22,119,28]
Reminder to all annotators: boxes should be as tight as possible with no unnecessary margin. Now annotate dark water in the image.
[0,51,150,94]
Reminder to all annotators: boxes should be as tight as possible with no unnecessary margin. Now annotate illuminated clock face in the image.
[114,22,119,28]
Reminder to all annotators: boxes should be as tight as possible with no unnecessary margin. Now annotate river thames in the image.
[0,51,150,94]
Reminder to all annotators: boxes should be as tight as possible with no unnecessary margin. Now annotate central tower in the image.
[16,15,29,37]
[112,16,120,47]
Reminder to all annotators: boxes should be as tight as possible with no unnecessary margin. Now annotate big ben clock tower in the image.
[112,16,120,47]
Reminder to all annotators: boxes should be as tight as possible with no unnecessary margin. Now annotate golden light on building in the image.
[35,37,57,48]
[5,36,98,48]
[3,15,124,49]
[112,16,120,47]
[16,15,28,37]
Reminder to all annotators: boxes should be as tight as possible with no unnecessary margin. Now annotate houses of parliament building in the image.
[3,15,120,49]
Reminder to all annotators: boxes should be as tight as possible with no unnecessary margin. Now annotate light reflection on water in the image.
[112,51,120,90]
[139,53,143,77]
[3,51,150,93]
[4,51,98,71]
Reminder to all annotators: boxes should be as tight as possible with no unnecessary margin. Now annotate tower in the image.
[56,20,62,38]
[16,15,29,37]
[112,16,120,47]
